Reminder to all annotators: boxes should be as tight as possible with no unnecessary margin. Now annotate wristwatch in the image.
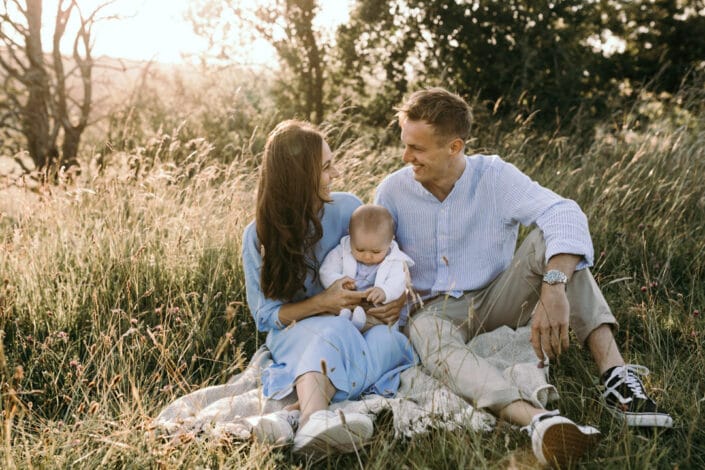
[543,269,568,287]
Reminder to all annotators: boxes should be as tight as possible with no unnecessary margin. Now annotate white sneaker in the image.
[522,410,601,468]
[246,410,299,445]
[292,409,373,455]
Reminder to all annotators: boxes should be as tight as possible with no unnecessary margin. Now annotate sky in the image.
[41,0,353,65]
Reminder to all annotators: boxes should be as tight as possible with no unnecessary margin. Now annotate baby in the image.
[320,204,414,331]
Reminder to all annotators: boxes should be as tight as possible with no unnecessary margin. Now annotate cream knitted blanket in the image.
[152,325,558,440]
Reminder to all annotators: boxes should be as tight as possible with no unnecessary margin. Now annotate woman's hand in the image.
[319,277,368,313]
[366,293,405,325]
[277,277,367,325]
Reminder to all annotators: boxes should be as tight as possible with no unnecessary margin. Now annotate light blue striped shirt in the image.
[374,154,593,299]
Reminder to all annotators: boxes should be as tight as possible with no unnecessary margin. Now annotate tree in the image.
[0,0,113,170]
[332,0,420,126]
[337,0,616,129]
[188,0,327,123]
[336,0,705,131]
[603,0,705,93]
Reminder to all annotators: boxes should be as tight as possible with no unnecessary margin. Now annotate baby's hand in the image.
[366,287,386,305]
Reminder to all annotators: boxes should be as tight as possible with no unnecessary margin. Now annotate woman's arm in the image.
[277,277,368,325]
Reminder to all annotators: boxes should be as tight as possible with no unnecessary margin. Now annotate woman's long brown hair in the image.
[256,120,328,300]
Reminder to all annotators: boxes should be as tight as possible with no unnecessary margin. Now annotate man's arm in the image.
[530,253,581,363]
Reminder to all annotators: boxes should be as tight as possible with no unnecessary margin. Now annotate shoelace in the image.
[617,364,650,401]
[287,411,301,430]
[520,409,560,435]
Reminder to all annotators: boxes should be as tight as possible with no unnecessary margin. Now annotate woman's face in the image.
[319,140,339,199]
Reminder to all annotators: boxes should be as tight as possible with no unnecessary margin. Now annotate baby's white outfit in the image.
[319,236,414,330]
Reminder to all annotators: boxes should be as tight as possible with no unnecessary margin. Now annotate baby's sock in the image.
[350,306,366,330]
[339,308,353,321]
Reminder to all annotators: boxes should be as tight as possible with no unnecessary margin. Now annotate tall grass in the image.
[1,87,704,468]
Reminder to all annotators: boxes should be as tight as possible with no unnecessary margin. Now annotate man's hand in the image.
[366,293,405,325]
[530,284,570,363]
[365,287,387,305]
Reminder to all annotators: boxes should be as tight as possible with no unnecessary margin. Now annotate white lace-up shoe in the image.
[292,409,373,455]
[521,410,601,468]
[247,410,299,445]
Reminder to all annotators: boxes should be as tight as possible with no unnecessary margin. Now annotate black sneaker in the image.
[602,364,673,427]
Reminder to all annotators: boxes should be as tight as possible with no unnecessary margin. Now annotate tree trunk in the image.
[23,0,53,168]
[299,0,324,123]
[61,126,83,165]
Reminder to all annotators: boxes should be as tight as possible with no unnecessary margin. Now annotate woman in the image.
[242,120,416,455]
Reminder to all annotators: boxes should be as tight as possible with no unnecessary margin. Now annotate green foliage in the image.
[334,0,705,134]
[605,0,705,93]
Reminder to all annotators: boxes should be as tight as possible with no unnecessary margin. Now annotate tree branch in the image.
[0,29,30,79]
[0,109,22,133]
[0,51,25,82]
[72,3,95,130]
[1,75,22,108]
[6,0,28,17]
[0,10,29,38]
[51,0,71,129]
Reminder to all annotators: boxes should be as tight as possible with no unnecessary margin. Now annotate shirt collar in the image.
[405,155,472,202]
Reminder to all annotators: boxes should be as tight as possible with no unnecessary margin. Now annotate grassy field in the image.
[1,87,704,469]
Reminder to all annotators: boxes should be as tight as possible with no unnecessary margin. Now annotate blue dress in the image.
[242,192,417,402]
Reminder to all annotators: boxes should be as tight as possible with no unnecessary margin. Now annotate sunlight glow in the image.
[42,0,353,65]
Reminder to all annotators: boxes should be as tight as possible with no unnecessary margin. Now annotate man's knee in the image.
[408,313,436,350]
[518,228,548,273]
[409,312,466,363]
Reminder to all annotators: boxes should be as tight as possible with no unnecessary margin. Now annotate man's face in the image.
[400,118,455,188]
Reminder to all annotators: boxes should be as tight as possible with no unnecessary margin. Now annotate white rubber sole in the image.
[533,418,601,468]
[605,406,674,428]
[292,411,373,455]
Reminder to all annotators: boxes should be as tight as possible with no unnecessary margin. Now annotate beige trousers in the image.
[408,229,617,412]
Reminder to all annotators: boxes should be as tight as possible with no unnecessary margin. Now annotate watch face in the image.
[544,270,567,284]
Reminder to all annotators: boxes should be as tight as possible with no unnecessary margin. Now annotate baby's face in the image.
[350,229,391,266]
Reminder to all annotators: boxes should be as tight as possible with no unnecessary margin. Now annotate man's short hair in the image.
[395,87,473,143]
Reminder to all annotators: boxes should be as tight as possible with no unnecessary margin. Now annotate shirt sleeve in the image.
[374,178,399,228]
[242,223,287,332]
[496,159,594,268]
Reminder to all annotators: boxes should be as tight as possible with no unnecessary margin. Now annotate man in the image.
[374,87,672,467]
